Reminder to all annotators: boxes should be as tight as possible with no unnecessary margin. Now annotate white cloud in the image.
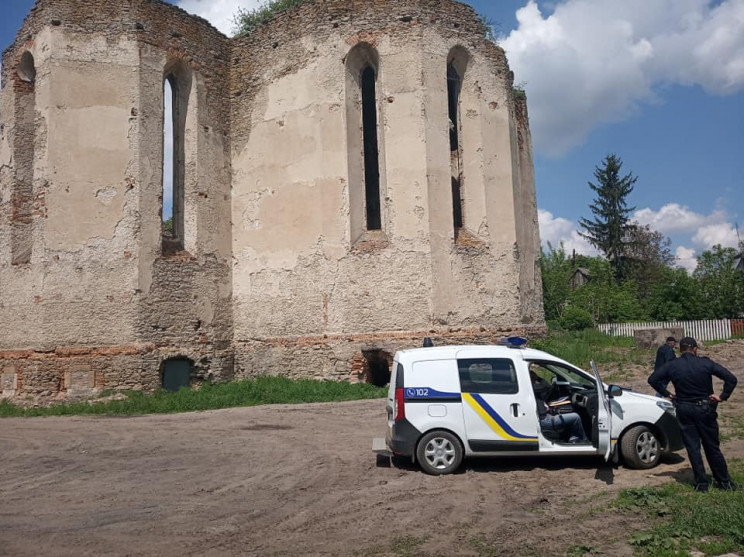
[538,209,599,255]
[176,0,263,35]
[633,203,739,250]
[691,222,740,248]
[632,203,724,234]
[501,0,744,156]
[675,245,698,272]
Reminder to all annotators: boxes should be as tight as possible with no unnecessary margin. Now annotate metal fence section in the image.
[597,320,744,342]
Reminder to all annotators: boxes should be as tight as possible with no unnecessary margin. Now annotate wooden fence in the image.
[597,320,744,342]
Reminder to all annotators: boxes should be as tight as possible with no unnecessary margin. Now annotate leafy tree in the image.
[566,256,645,323]
[693,245,744,318]
[233,0,306,36]
[579,154,637,281]
[646,266,704,321]
[540,243,573,322]
[623,223,675,303]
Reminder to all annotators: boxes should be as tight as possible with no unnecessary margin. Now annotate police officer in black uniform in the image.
[648,337,738,492]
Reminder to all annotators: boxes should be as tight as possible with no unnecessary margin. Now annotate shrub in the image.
[559,306,594,331]
[233,0,306,36]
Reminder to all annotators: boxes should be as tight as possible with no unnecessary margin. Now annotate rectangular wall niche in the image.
[1,368,18,397]
[65,365,95,397]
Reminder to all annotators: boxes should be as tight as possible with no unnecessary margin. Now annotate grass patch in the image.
[0,376,386,418]
[530,329,647,369]
[614,460,744,556]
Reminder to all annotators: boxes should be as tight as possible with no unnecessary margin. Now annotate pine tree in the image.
[579,154,637,280]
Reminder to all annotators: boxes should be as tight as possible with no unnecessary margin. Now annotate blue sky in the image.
[2,0,742,271]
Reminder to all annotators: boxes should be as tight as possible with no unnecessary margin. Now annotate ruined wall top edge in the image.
[2,0,509,81]
[1,0,228,88]
[232,0,505,59]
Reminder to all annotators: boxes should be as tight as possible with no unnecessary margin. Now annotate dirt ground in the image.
[1,341,743,557]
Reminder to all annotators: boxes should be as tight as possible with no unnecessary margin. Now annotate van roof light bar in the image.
[498,336,528,348]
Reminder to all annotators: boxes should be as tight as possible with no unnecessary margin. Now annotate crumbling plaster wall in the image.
[229,0,537,345]
[0,0,234,396]
[0,0,544,396]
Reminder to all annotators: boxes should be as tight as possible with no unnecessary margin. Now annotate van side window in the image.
[458,358,518,395]
[395,362,404,386]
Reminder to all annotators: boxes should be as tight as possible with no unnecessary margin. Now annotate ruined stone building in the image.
[0,0,544,399]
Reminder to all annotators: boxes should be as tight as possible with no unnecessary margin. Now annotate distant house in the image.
[570,268,592,290]
[734,252,744,272]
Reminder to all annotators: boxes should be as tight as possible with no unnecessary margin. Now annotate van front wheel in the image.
[621,425,661,469]
[416,431,463,475]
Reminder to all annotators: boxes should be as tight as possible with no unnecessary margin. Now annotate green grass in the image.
[530,328,647,369]
[614,460,744,556]
[0,376,386,418]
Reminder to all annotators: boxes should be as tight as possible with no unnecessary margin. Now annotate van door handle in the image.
[511,403,519,417]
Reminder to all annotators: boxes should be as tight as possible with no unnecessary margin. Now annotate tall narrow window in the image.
[162,72,186,253]
[11,51,36,265]
[361,65,381,231]
[345,43,383,242]
[447,62,464,232]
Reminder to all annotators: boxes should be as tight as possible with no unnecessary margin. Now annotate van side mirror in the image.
[607,385,623,399]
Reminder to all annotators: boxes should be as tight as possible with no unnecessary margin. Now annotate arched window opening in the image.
[11,51,36,265]
[345,43,384,243]
[162,358,192,392]
[163,78,175,240]
[447,62,464,233]
[17,51,36,83]
[162,66,190,254]
[361,65,381,231]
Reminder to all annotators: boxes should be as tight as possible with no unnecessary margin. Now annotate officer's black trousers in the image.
[676,402,731,487]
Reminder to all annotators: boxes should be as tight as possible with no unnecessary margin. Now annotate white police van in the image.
[373,339,683,475]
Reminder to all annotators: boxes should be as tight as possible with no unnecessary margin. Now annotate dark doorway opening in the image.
[162,358,192,392]
[363,350,392,387]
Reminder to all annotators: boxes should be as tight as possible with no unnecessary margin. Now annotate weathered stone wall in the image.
[0,0,544,399]
[229,0,542,345]
[0,0,234,398]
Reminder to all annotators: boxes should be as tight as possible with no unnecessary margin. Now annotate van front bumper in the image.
[386,419,422,457]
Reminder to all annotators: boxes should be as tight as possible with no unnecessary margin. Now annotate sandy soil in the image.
[1,341,743,557]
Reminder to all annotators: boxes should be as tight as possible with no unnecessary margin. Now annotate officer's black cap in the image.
[666,336,676,343]
[679,337,698,350]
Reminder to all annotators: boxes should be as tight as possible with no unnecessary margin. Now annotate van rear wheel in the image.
[416,431,463,475]
[621,425,661,469]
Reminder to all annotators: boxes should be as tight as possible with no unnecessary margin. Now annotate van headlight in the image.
[656,400,676,417]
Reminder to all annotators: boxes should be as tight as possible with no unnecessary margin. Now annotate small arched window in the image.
[17,51,36,83]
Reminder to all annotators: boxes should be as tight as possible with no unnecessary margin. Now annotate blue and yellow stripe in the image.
[463,393,539,442]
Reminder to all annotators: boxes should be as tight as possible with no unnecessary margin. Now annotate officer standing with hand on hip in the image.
[648,337,738,492]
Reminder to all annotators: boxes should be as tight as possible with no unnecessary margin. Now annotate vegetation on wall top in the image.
[232,0,500,40]
[232,0,307,36]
